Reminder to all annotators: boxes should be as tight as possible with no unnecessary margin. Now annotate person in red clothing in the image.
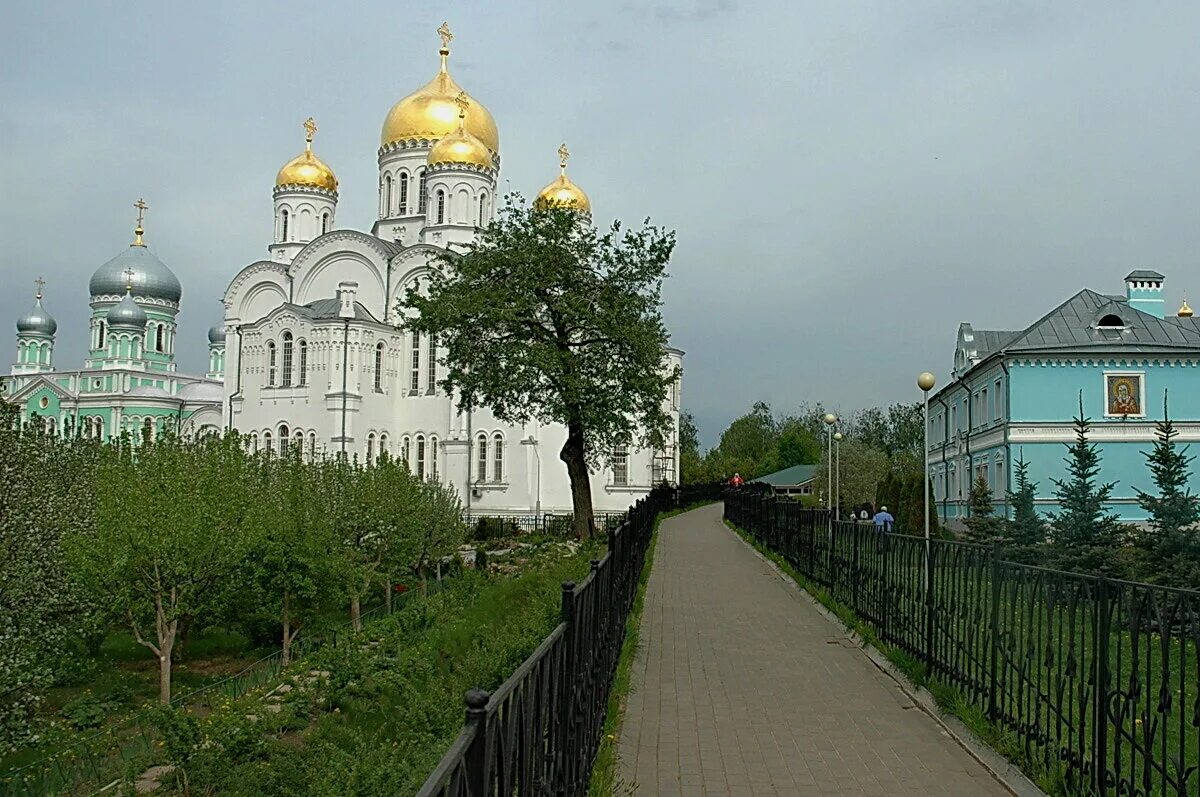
[729,472,745,487]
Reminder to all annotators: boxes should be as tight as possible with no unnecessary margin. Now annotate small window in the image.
[264,431,273,453]
[426,334,436,394]
[492,433,504,482]
[251,432,259,453]
[281,209,289,242]
[478,192,487,226]
[430,436,439,480]
[435,189,446,224]
[279,424,289,456]
[267,341,277,386]
[375,342,385,392]
[383,174,392,215]
[379,433,388,459]
[399,172,409,215]
[321,212,330,234]
[410,333,420,393]
[298,339,307,385]
[418,169,428,213]
[155,324,165,353]
[613,443,629,486]
[281,332,293,387]
[476,433,488,481]
[367,432,376,465]
[308,431,317,459]
[1098,314,1124,328]
[400,435,411,466]
[416,434,426,479]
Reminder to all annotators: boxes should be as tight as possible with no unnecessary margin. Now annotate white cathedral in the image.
[218,25,683,515]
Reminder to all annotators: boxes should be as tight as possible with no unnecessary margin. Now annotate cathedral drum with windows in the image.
[221,25,683,515]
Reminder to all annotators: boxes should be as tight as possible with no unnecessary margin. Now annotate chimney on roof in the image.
[1126,269,1165,319]
[337,281,358,319]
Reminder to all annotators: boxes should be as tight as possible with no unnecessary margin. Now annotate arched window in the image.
[307,431,317,460]
[321,212,330,234]
[142,417,153,441]
[612,443,629,486]
[281,209,289,242]
[399,172,409,214]
[281,332,293,387]
[250,432,259,453]
[426,334,436,394]
[1098,314,1125,328]
[416,434,426,479]
[418,169,428,213]
[267,341,277,386]
[375,342,385,392]
[155,324,165,352]
[279,424,290,456]
[476,433,488,482]
[383,174,392,215]
[492,433,504,482]
[367,432,376,465]
[410,332,420,393]
[435,189,446,224]
[294,429,303,453]
[430,436,439,480]
[297,339,307,385]
[479,192,487,226]
[400,435,411,466]
[97,320,106,350]
[379,433,388,459]
[264,431,272,454]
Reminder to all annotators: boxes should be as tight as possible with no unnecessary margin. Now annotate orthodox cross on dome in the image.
[132,198,149,247]
[454,91,469,120]
[34,276,45,300]
[558,143,570,176]
[303,116,317,150]
[122,267,136,292]
[437,21,453,50]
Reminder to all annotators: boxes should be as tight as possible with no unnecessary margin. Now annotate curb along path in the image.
[615,503,1011,796]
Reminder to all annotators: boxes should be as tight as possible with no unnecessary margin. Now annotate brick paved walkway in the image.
[616,503,1010,796]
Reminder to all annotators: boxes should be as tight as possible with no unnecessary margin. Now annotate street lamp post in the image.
[833,431,843,520]
[823,413,837,532]
[917,372,936,588]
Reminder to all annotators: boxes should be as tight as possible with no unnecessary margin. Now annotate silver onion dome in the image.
[207,323,227,345]
[107,292,148,331]
[89,245,182,304]
[16,296,57,336]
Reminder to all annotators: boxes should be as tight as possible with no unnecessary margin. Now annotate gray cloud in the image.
[3,1,1200,449]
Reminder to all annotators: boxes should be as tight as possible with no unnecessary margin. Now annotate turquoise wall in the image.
[1008,360,1200,422]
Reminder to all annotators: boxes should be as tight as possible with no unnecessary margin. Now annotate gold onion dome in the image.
[428,94,493,169]
[534,143,591,212]
[380,23,499,154]
[275,118,338,191]
[1180,299,1194,318]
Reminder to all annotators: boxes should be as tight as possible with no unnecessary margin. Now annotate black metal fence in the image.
[417,482,722,796]
[725,489,1200,796]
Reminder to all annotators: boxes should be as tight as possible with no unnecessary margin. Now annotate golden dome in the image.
[275,117,338,191]
[428,95,493,169]
[534,143,591,212]
[1179,299,1194,318]
[380,24,499,154]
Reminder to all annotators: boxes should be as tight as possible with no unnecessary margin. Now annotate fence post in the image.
[463,687,491,794]
[1093,577,1111,794]
[559,580,577,792]
[987,543,1000,722]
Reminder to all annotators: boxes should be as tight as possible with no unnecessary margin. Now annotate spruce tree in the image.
[1049,393,1125,560]
[1133,391,1200,576]
[1005,453,1046,547]
[963,475,1004,544]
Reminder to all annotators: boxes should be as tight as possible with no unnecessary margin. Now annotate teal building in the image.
[1,205,225,438]
[928,270,1200,524]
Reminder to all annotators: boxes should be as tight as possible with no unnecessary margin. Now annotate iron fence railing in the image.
[725,489,1200,796]
[417,482,723,796]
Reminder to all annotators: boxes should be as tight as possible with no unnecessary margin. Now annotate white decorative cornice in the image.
[223,260,288,310]
[285,230,397,279]
[1008,421,1200,443]
[272,184,338,200]
[427,161,497,178]
[90,295,179,311]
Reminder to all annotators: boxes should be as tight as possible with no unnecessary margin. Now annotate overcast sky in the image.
[3,1,1200,447]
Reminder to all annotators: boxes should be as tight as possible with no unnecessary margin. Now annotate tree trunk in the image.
[158,641,173,705]
[350,595,362,632]
[281,590,292,668]
[384,574,393,615]
[560,421,595,539]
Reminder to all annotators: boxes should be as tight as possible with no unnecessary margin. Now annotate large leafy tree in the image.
[405,196,677,538]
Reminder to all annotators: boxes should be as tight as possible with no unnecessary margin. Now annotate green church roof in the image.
[755,464,819,487]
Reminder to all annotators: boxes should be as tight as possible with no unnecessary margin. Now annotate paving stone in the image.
[615,504,1009,796]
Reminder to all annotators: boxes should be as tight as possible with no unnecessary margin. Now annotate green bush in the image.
[60,694,110,730]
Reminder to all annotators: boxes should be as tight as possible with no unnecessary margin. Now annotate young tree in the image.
[963,476,1004,544]
[1133,393,1200,579]
[678,410,706,484]
[812,439,890,510]
[68,431,253,703]
[405,197,676,539]
[1005,454,1046,548]
[1049,396,1125,567]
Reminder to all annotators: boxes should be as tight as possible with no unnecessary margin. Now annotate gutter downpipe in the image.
[340,319,349,458]
[1000,358,1012,517]
[965,379,972,519]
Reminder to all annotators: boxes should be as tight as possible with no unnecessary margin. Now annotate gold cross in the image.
[303,116,317,143]
[437,21,453,49]
[34,276,45,299]
[558,143,570,174]
[122,267,136,292]
[454,91,469,119]
[134,198,148,226]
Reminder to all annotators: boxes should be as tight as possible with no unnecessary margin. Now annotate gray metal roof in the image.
[207,324,226,344]
[16,296,57,336]
[106,292,148,330]
[989,288,1200,355]
[1126,269,1165,281]
[755,464,819,487]
[90,245,182,303]
[971,329,1020,359]
[297,298,382,324]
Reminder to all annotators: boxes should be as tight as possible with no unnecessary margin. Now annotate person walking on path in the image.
[729,472,744,487]
[872,505,894,532]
